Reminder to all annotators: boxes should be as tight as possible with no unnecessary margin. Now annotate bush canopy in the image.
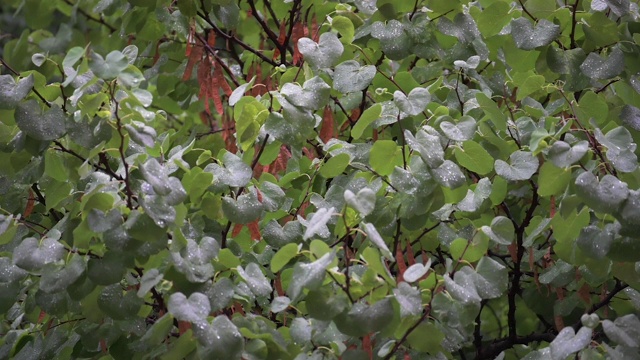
[2,0,640,359]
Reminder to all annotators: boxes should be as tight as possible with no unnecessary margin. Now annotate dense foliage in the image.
[2,0,640,358]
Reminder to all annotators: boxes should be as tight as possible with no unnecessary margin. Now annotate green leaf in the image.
[320,153,350,178]
[15,100,67,141]
[406,322,444,354]
[168,292,210,323]
[481,216,515,245]
[344,188,376,216]
[351,103,382,139]
[297,32,344,70]
[287,251,335,301]
[495,151,539,181]
[576,224,615,259]
[575,172,629,213]
[370,140,399,176]
[333,60,376,93]
[476,92,508,132]
[473,1,511,37]
[394,87,430,116]
[332,16,355,43]
[510,17,560,50]
[270,243,298,273]
[537,162,571,197]
[0,74,33,109]
[454,141,494,175]
[580,47,625,80]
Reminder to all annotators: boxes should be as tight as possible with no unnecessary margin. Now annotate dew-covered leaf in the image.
[431,160,466,189]
[511,18,560,50]
[196,316,244,359]
[393,282,421,317]
[575,172,628,213]
[281,76,331,111]
[13,237,66,271]
[620,105,640,131]
[439,116,477,141]
[394,87,430,116]
[168,292,211,323]
[98,284,144,320]
[344,188,376,216]
[302,207,334,240]
[603,314,640,347]
[404,127,444,168]
[362,222,393,260]
[548,140,588,168]
[287,251,335,301]
[333,61,376,93]
[550,326,593,360]
[403,260,431,283]
[89,50,129,79]
[40,255,85,293]
[237,262,272,297]
[221,191,264,224]
[495,151,539,181]
[137,268,163,298]
[0,74,33,109]
[262,220,303,247]
[15,100,67,141]
[474,256,508,298]
[580,47,624,80]
[334,298,395,337]
[481,216,515,245]
[298,32,344,70]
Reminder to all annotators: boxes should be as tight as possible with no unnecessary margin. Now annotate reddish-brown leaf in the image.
[178,321,192,335]
[319,106,335,143]
[247,220,261,241]
[197,56,212,113]
[183,43,202,81]
[406,239,416,266]
[311,15,319,41]
[272,20,287,60]
[578,283,592,306]
[211,64,224,115]
[362,334,373,359]
[292,22,305,65]
[396,244,407,283]
[24,188,35,218]
[207,31,216,48]
[231,223,244,237]
[274,275,285,297]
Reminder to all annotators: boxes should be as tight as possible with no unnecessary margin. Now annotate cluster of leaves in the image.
[3,0,640,358]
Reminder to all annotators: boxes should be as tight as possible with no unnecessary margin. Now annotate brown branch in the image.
[63,0,116,33]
